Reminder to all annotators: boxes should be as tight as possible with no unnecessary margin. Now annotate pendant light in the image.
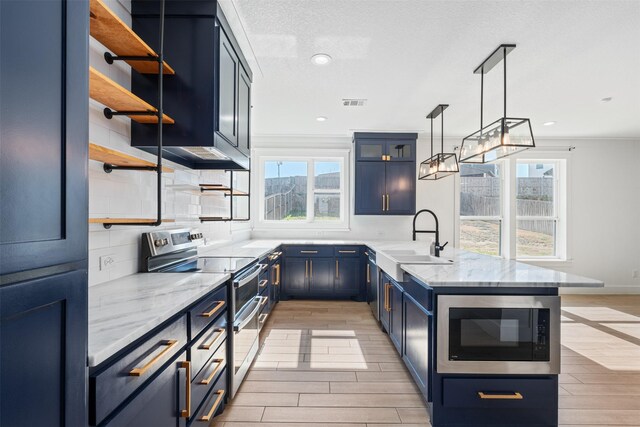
[419,104,459,180]
[459,44,535,163]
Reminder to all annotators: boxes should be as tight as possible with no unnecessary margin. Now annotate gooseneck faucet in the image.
[412,209,448,257]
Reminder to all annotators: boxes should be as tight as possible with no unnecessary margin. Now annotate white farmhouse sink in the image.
[377,249,454,282]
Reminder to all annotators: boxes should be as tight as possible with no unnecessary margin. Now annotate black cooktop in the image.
[163,257,256,274]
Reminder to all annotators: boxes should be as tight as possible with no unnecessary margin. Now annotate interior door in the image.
[385,162,416,215]
[355,162,386,215]
[216,26,238,146]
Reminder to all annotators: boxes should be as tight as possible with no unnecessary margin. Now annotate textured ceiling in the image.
[220,0,640,138]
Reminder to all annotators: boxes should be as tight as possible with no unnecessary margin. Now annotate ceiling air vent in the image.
[342,98,367,107]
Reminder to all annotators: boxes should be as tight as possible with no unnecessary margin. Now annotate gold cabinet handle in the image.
[200,358,224,385]
[275,264,280,285]
[305,260,308,278]
[259,279,268,288]
[384,283,391,312]
[300,250,318,254]
[260,296,269,306]
[382,194,386,211]
[338,250,357,254]
[200,300,225,318]
[310,260,313,278]
[180,361,191,418]
[335,259,339,279]
[129,339,178,376]
[199,328,224,350]
[478,392,523,400]
[386,194,390,211]
[381,154,386,160]
[198,390,225,422]
[366,264,370,283]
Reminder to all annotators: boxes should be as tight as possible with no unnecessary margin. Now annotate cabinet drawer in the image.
[442,377,557,409]
[334,246,361,257]
[190,315,227,380]
[191,368,227,424]
[189,286,227,340]
[91,315,188,425]
[283,245,333,257]
[191,344,227,413]
[403,277,433,312]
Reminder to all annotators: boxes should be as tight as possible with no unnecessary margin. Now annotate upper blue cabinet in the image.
[354,133,417,215]
[131,0,251,169]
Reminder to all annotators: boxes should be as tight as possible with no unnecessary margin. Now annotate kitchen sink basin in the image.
[376,249,454,282]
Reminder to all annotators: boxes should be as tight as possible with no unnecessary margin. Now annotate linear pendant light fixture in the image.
[459,44,535,163]
[419,104,459,180]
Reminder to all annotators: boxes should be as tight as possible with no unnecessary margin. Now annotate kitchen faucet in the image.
[412,209,448,257]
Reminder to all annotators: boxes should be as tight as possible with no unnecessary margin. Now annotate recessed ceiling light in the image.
[601,97,613,102]
[543,121,556,126]
[311,53,332,66]
[316,116,327,122]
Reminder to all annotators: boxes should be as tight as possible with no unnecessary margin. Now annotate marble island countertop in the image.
[88,271,229,367]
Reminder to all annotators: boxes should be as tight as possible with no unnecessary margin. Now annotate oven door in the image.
[233,263,262,317]
[231,295,267,397]
[437,295,560,375]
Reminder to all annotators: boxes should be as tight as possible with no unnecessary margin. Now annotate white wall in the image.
[88,0,249,286]
[250,135,640,293]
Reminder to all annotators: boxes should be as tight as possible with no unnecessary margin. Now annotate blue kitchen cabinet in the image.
[0,0,88,425]
[217,26,240,149]
[354,133,416,216]
[366,252,379,319]
[355,162,387,215]
[284,258,308,296]
[380,274,403,354]
[385,162,416,215]
[308,257,334,295]
[334,257,361,296]
[104,354,189,427]
[402,293,432,402]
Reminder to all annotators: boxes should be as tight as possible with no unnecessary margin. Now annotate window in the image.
[516,162,558,258]
[459,163,503,256]
[258,154,347,228]
[459,158,566,260]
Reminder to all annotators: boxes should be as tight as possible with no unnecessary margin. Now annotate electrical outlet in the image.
[633,270,639,279]
[99,255,116,271]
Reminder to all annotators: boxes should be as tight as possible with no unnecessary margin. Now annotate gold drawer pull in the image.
[338,250,357,254]
[200,300,225,318]
[129,339,179,376]
[366,264,370,283]
[335,259,339,279]
[478,392,523,400]
[300,250,318,254]
[260,296,269,306]
[259,279,268,288]
[199,328,224,350]
[180,361,191,418]
[198,390,225,422]
[200,359,224,385]
[274,264,280,285]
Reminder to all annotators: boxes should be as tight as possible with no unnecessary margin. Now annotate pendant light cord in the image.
[441,109,444,155]
[503,46,507,118]
[430,116,434,157]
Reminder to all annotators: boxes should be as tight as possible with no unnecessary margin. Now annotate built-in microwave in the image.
[437,295,560,375]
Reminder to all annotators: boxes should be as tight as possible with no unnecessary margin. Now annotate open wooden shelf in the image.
[89,0,174,75]
[89,142,174,173]
[200,184,249,196]
[89,218,176,225]
[89,67,175,124]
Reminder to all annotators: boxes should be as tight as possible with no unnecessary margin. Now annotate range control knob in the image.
[154,239,164,247]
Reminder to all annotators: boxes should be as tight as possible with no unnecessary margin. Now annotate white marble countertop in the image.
[88,272,229,367]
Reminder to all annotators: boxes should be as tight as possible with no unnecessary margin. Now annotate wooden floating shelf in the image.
[89,218,176,225]
[89,0,175,75]
[200,184,249,196]
[89,67,175,124]
[89,142,174,173]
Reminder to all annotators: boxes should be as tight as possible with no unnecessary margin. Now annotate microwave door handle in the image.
[233,298,262,332]
[234,264,262,288]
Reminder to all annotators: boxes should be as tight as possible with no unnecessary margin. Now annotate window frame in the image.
[254,148,350,230]
[459,161,506,257]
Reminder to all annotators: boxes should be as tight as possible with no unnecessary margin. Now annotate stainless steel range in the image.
[141,228,267,398]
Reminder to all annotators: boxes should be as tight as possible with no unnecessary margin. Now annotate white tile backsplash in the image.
[88,0,249,286]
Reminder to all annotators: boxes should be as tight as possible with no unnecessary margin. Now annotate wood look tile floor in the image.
[214,295,640,427]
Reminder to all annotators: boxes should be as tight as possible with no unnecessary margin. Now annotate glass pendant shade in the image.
[460,117,534,163]
[419,152,459,180]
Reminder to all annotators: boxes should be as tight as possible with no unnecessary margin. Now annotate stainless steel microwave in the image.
[437,295,560,375]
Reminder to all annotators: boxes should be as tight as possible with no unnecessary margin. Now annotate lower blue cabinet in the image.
[402,293,431,401]
[379,274,403,354]
[308,257,334,294]
[335,257,360,296]
[283,258,308,295]
[105,353,189,427]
